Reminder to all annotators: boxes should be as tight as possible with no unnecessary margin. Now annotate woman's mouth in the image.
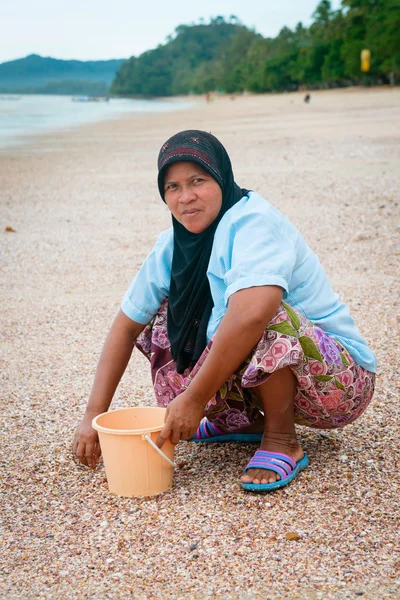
[182,209,200,217]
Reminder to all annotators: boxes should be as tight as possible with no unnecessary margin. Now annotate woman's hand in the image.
[72,411,102,468]
[71,310,145,469]
[157,391,205,448]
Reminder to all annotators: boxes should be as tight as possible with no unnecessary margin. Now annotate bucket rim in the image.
[92,406,166,436]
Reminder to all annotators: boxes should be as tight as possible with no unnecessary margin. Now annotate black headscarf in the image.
[157,130,249,373]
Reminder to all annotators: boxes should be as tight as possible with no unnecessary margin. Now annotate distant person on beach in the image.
[304,94,311,103]
[73,130,376,492]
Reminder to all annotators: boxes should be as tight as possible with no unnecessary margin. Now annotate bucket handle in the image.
[143,434,176,468]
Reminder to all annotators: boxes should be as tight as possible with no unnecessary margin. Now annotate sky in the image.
[0,0,342,64]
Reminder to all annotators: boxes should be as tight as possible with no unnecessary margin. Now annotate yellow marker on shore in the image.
[361,49,371,72]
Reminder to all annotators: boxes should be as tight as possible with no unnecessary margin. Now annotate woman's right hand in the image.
[72,412,102,469]
[71,310,145,469]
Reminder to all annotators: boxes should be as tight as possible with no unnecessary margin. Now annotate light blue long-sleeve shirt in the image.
[122,191,377,372]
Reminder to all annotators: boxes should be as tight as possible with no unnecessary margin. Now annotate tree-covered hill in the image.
[111,17,260,96]
[0,54,125,94]
[111,0,400,96]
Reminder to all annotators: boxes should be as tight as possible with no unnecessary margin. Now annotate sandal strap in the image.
[192,418,224,440]
[245,461,288,480]
[253,450,297,470]
[244,449,297,478]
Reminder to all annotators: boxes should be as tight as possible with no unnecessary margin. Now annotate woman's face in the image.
[163,162,222,234]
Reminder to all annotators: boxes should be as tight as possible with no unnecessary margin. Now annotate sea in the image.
[0,94,193,150]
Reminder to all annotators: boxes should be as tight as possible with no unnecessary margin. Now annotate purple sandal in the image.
[190,417,263,443]
[241,449,309,492]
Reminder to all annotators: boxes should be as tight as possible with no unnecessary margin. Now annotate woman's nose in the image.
[179,186,196,204]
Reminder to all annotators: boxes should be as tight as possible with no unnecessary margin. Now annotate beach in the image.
[1,88,399,599]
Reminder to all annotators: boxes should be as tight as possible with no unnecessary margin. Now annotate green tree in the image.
[110,4,399,97]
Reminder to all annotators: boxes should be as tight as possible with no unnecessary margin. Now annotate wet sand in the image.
[1,88,399,599]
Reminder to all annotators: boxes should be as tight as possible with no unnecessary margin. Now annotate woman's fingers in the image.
[72,429,81,457]
[158,418,201,446]
[73,418,101,468]
[170,425,181,446]
[85,441,97,468]
[157,422,172,448]
[74,440,98,468]
[75,442,89,467]
[157,418,185,447]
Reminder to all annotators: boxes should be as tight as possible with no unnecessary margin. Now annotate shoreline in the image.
[2,85,398,155]
[1,86,399,599]
[0,94,197,152]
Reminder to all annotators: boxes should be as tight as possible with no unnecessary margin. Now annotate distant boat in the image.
[72,96,109,103]
[0,95,21,100]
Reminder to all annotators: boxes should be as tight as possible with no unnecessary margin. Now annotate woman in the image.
[73,130,376,492]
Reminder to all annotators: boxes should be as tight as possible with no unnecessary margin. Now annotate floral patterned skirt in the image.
[135,299,375,431]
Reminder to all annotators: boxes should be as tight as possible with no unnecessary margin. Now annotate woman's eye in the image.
[165,184,176,191]
[193,178,204,184]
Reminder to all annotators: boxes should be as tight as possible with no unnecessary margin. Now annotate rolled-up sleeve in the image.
[223,212,296,305]
[121,228,173,324]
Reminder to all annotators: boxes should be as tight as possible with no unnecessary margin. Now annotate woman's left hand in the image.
[156,390,205,448]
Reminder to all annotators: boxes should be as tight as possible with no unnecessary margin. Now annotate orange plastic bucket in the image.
[92,407,175,497]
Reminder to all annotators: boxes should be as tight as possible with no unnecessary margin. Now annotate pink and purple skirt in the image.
[135,300,375,431]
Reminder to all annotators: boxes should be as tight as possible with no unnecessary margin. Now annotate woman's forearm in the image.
[186,286,283,407]
[84,310,145,416]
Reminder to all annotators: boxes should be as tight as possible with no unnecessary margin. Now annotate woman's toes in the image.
[241,470,257,483]
[257,470,272,484]
[242,469,280,484]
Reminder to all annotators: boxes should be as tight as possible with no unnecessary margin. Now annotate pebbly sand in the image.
[1,88,399,599]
